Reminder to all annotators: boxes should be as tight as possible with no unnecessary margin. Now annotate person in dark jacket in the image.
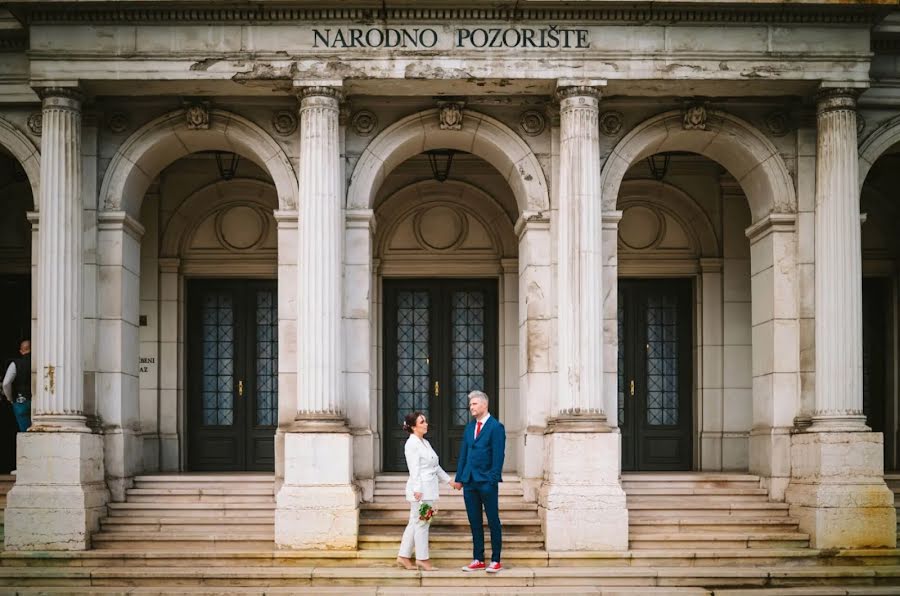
[2,339,31,432]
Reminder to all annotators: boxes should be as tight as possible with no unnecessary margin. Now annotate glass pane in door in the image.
[201,292,235,426]
[645,293,679,426]
[451,290,486,425]
[254,289,278,427]
[395,290,431,423]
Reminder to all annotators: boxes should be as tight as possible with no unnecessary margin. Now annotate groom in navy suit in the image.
[455,390,505,573]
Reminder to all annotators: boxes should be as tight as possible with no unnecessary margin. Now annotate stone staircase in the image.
[623,473,809,550]
[1,472,899,592]
[359,474,543,552]
[0,474,14,541]
[93,474,275,550]
[887,473,900,538]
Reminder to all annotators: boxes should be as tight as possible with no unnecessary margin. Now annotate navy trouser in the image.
[463,481,502,563]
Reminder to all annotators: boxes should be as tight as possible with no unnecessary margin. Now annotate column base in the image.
[785,431,896,549]
[274,430,358,550]
[539,429,628,551]
[5,432,108,551]
[749,426,793,500]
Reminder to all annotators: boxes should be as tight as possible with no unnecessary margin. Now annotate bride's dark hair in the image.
[403,411,425,433]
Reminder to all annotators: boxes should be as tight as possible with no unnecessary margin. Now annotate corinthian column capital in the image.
[815,86,862,115]
[292,80,344,107]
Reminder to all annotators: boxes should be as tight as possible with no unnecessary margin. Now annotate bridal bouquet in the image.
[418,502,436,524]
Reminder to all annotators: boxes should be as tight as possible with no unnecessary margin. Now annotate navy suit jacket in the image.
[454,416,505,485]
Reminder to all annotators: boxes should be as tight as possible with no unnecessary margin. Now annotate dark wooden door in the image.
[862,277,895,470]
[383,279,498,472]
[188,280,278,471]
[618,279,693,471]
[0,275,30,367]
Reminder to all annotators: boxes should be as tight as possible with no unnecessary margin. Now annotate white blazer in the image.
[404,435,451,502]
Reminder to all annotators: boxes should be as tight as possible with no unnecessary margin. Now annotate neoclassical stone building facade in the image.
[0,0,897,552]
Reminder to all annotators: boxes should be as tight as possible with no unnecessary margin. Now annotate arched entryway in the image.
[859,124,900,471]
[602,109,798,496]
[96,108,297,496]
[345,109,550,499]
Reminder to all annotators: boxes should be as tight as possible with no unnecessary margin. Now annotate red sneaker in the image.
[461,560,486,572]
[486,561,503,573]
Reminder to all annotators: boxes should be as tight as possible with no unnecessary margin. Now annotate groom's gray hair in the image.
[468,390,489,404]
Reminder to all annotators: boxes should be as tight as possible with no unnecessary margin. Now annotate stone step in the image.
[627,501,789,513]
[362,498,534,509]
[360,519,541,531]
[621,473,762,481]
[100,518,275,533]
[1,564,898,589]
[373,488,524,497]
[629,518,800,533]
[125,494,276,504]
[91,532,276,551]
[626,495,773,504]
[621,481,762,490]
[5,547,899,569]
[374,474,522,482]
[360,509,539,521]
[127,487,274,496]
[625,487,769,496]
[629,532,810,550]
[107,502,275,514]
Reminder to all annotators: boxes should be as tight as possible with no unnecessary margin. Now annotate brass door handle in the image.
[629,379,635,398]
[434,380,440,397]
[238,380,244,397]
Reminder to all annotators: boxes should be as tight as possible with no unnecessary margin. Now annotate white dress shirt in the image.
[1,362,16,401]
[474,412,491,439]
[404,434,451,502]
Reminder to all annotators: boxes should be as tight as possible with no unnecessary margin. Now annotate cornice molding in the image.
[22,6,886,26]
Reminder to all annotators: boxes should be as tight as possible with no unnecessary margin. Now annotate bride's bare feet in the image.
[416,559,437,571]
[395,556,415,570]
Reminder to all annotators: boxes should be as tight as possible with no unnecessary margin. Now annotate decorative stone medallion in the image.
[351,109,378,136]
[682,104,707,131]
[414,205,466,251]
[618,205,664,250]
[107,112,129,133]
[271,109,298,136]
[764,111,791,137]
[185,102,210,130]
[599,111,624,136]
[438,102,464,131]
[26,113,42,136]
[519,110,545,136]
[857,114,866,137]
[216,205,267,251]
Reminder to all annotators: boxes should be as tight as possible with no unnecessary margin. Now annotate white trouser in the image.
[398,500,433,560]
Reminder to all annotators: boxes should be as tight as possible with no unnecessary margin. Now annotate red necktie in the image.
[475,421,483,439]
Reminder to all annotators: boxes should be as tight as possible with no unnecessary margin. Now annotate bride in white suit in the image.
[396,411,461,571]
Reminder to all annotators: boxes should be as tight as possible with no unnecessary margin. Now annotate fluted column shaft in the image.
[34,87,86,430]
[295,86,345,424]
[555,86,606,422]
[812,88,867,431]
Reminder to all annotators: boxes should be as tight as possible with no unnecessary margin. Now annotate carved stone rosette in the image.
[351,109,378,136]
[599,111,623,136]
[271,109,298,136]
[519,110,545,136]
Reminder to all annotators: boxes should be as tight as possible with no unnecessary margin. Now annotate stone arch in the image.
[160,178,278,258]
[99,109,297,217]
[616,179,719,257]
[859,114,900,192]
[601,110,796,222]
[347,109,549,215]
[0,116,40,206]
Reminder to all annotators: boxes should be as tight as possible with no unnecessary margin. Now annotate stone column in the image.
[785,86,895,548]
[540,83,628,551]
[275,82,358,549]
[5,86,109,551]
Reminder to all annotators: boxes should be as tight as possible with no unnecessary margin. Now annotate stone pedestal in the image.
[540,428,628,551]
[275,430,358,549]
[5,432,108,551]
[785,432,895,549]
